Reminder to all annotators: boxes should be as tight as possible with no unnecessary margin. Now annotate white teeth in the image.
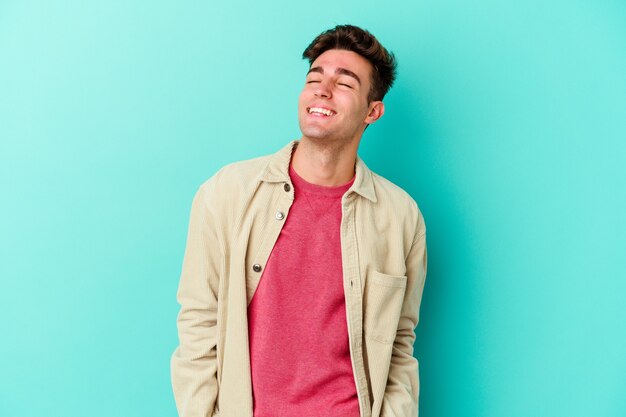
[308,107,335,116]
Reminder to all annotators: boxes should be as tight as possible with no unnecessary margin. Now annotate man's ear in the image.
[364,101,385,125]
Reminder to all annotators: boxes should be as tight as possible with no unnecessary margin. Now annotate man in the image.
[171,24,427,417]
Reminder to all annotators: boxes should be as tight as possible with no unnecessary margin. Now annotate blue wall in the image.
[1,1,624,416]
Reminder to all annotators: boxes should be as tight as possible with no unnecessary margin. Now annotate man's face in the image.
[298,49,383,146]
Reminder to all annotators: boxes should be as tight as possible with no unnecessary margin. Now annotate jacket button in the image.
[252,264,262,273]
[275,211,285,220]
[284,183,291,192]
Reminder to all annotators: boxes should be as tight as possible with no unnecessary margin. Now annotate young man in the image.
[171,24,427,417]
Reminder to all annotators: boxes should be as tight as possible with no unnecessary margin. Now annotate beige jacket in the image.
[171,140,427,417]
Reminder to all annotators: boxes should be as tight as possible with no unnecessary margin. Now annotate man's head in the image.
[303,24,397,103]
[298,25,397,147]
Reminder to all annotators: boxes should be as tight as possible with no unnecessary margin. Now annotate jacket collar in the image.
[261,140,377,203]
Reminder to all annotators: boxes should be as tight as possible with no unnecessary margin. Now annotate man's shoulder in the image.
[215,153,273,182]
[198,152,274,193]
[367,169,425,235]
[370,170,418,209]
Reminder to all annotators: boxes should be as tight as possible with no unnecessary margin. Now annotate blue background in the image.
[1,1,625,416]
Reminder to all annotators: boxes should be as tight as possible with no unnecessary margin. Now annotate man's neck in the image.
[291,137,359,186]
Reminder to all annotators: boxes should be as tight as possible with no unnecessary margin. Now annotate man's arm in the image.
[171,182,222,417]
[381,211,428,417]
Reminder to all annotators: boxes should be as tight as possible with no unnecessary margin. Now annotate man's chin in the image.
[299,125,333,141]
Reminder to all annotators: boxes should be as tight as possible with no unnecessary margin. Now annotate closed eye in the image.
[338,83,353,88]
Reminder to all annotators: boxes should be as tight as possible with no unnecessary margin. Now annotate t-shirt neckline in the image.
[289,164,355,198]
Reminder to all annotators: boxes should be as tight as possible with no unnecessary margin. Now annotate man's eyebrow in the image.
[336,68,361,84]
[306,66,361,85]
[307,66,324,75]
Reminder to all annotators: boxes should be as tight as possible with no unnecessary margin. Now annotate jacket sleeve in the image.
[171,182,223,417]
[381,210,427,417]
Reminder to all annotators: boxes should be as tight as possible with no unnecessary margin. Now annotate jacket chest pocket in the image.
[363,270,407,344]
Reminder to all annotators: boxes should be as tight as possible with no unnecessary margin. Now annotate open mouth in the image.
[306,106,336,117]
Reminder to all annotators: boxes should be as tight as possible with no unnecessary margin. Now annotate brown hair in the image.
[302,24,397,102]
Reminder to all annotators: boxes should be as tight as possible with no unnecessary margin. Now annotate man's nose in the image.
[314,79,332,98]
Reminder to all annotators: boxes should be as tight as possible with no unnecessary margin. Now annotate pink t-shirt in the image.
[247,164,359,417]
